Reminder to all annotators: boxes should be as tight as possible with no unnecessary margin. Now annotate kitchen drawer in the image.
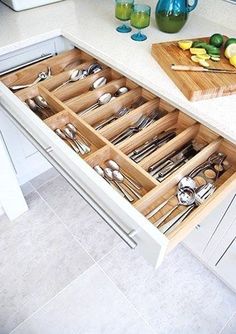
[0,46,236,268]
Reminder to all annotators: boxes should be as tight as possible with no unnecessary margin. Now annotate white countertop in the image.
[0,0,236,143]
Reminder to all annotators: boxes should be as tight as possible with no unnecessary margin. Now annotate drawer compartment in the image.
[1,41,236,268]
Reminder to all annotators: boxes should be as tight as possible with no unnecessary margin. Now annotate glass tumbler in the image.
[115,0,134,33]
[130,4,151,41]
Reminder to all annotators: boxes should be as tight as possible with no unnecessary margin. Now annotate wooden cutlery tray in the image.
[2,47,236,251]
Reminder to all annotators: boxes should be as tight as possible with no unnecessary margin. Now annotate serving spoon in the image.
[53,69,84,92]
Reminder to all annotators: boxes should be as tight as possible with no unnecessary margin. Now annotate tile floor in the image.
[0,168,235,334]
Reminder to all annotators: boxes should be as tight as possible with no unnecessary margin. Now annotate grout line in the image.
[218,311,236,334]
[9,262,98,334]
[30,169,60,192]
[96,256,157,334]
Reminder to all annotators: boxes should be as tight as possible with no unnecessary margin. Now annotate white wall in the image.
[196,0,236,30]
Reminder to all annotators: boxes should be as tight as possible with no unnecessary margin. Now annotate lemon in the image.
[178,40,193,50]
[199,59,210,67]
[191,55,200,63]
[225,44,236,59]
[196,54,211,60]
[190,48,207,55]
[229,55,236,67]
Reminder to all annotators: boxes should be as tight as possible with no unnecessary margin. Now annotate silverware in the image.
[171,64,236,74]
[189,152,226,178]
[54,128,79,153]
[66,123,90,147]
[53,69,84,92]
[25,95,53,119]
[63,127,89,154]
[94,96,146,131]
[160,183,216,234]
[87,63,102,75]
[153,187,196,228]
[112,170,141,199]
[90,76,107,90]
[10,67,51,91]
[155,144,197,179]
[111,115,149,145]
[106,159,142,190]
[93,165,125,197]
[130,131,176,163]
[103,168,134,202]
[79,93,112,115]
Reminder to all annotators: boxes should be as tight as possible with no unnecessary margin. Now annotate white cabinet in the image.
[208,218,236,292]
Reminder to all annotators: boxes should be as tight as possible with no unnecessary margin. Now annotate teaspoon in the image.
[104,168,134,202]
[79,93,112,115]
[90,76,107,90]
[93,165,125,197]
[112,170,142,199]
[63,128,87,155]
[54,69,84,92]
[54,129,79,153]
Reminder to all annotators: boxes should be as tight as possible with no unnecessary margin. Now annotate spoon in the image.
[79,93,112,115]
[112,170,142,199]
[106,160,141,190]
[25,98,39,112]
[63,128,88,155]
[34,95,48,109]
[104,168,134,202]
[146,177,196,220]
[66,123,90,147]
[93,165,125,197]
[54,69,84,92]
[115,86,129,97]
[90,76,107,90]
[88,63,102,75]
[153,187,196,228]
[54,129,79,153]
[10,70,49,91]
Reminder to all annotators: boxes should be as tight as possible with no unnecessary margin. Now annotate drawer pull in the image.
[45,146,53,153]
[0,53,53,76]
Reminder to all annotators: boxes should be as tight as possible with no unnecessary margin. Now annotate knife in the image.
[171,64,236,74]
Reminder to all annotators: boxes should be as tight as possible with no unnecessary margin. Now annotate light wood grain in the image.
[151,37,236,101]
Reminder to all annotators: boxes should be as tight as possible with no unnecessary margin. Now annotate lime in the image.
[229,55,236,67]
[225,38,236,49]
[225,44,236,59]
[178,40,193,50]
[210,56,221,62]
[209,33,224,48]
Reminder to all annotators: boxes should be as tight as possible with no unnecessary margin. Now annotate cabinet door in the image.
[208,220,236,292]
[0,107,51,185]
[183,193,236,259]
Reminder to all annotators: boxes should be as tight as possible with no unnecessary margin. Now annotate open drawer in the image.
[0,46,236,268]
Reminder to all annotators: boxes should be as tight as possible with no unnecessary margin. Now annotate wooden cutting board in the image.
[151,37,236,101]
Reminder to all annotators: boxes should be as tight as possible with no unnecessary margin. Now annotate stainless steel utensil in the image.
[90,76,107,90]
[160,183,216,234]
[66,123,90,147]
[53,69,84,92]
[153,187,196,227]
[63,127,90,154]
[10,68,51,91]
[171,64,236,74]
[54,128,79,153]
[103,168,134,202]
[79,93,112,115]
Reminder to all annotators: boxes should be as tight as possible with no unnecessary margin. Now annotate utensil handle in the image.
[53,80,70,92]
[160,205,195,234]
[146,194,175,219]
[114,181,134,202]
[188,0,198,12]
[158,159,184,178]
[171,65,207,72]
[153,204,179,228]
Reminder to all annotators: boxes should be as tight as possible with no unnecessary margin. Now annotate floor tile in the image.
[30,167,59,190]
[99,244,236,334]
[0,192,93,334]
[37,175,121,261]
[12,264,154,334]
[220,313,236,334]
[20,182,35,196]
